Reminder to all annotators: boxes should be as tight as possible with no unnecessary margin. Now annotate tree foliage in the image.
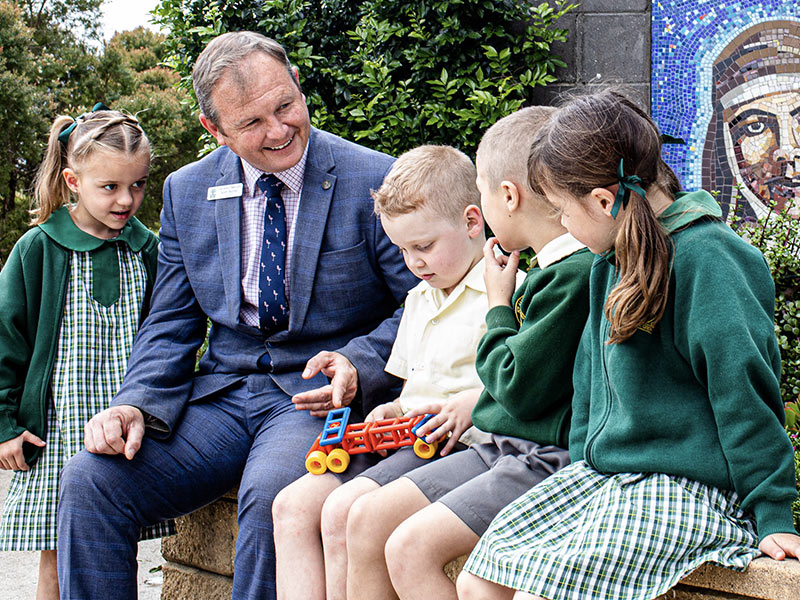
[0,3,202,261]
[0,2,43,218]
[0,0,105,221]
[726,192,800,405]
[153,0,574,156]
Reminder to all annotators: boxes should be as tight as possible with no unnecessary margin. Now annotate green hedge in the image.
[154,0,575,156]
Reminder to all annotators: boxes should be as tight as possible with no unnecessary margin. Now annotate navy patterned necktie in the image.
[256,174,289,333]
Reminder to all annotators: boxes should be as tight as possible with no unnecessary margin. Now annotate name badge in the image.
[207,183,243,201]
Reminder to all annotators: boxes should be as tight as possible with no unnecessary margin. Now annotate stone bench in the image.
[160,495,800,600]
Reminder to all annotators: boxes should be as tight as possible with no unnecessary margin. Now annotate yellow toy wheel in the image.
[326,448,351,473]
[413,438,438,459]
[306,450,328,475]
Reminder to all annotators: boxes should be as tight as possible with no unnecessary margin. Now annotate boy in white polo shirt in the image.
[273,145,524,600]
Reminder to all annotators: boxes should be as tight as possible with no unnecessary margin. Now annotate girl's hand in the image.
[483,238,520,309]
[759,533,800,560]
[406,388,482,456]
[0,431,45,471]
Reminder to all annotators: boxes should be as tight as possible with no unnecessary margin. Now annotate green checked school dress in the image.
[0,244,171,550]
[464,461,761,600]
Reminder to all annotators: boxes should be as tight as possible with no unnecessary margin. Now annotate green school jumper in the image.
[473,248,594,448]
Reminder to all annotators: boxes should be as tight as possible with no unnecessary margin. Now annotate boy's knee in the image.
[346,492,382,542]
[271,485,303,531]
[320,485,353,539]
[384,520,414,567]
[384,523,415,583]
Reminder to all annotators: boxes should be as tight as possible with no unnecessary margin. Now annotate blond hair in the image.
[372,145,479,222]
[477,105,556,192]
[528,90,681,344]
[32,110,150,225]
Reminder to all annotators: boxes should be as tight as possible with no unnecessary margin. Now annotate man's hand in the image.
[759,533,800,560]
[406,388,482,456]
[292,351,359,417]
[483,238,520,309]
[84,405,145,460]
[0,431,45,471]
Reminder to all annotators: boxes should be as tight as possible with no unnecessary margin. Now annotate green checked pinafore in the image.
[464,460,760,600]
[0,245,172,550]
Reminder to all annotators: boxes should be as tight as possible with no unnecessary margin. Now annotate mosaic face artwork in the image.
[652,2,800,219]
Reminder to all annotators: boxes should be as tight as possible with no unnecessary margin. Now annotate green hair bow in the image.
[611,158,647,220]
[57,102,110,145]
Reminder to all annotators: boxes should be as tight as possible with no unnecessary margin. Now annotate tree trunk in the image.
[1,167,17,219]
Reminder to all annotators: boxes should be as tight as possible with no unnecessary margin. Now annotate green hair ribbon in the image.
[611,158,647,220]
[57,102,110,145]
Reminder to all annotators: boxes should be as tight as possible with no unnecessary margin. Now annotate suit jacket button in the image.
[322,180,332,190]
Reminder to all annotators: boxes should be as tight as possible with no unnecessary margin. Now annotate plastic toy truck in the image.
[305,407,438,475]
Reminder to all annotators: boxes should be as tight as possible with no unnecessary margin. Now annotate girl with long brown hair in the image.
[457,90,800,600]
[0,106,169,599]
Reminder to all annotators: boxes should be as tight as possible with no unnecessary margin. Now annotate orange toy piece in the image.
[304,407,438,475]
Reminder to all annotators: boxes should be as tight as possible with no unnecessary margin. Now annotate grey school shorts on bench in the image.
[402,435,570,535]
[330,442,467,485]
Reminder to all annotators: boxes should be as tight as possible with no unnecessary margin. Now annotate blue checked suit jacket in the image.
[112,128,417,434]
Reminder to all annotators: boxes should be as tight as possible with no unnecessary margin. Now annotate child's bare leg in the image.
[346,478,432,600]
[456,570,517,600]
[385,502,478,600]
[36,549,59,600]
[320,477,381,600]
[272,472,341,600]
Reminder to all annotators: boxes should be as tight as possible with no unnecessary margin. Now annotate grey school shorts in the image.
[330,442,467,485]
[402,435,570,535]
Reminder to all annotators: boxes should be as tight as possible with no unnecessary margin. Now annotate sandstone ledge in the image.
[160,498,800,600]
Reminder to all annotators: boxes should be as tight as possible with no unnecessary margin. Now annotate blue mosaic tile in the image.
[651,1,800,218]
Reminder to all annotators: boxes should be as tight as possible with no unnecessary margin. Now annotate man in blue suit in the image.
[57,32,417,600]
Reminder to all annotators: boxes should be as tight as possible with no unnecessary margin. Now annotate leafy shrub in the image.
[725,192,800,406]
[0,194,30,267]
[790,426,800,533]
[153,0,574,156]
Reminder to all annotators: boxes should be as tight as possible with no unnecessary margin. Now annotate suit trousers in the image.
[56,373,323,600]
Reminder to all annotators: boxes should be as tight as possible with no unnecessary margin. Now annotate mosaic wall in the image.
[651,1,800,219]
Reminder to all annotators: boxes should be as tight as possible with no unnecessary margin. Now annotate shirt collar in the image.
[534,233,585,269]
[420,255,486,311]
[39,206,151,252]
[241,144,309,197]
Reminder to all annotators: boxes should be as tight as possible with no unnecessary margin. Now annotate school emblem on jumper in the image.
[638,318,657,334]
[514,296,526,325]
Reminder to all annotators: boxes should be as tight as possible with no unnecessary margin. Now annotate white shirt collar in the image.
[535,233,585,269]
[419,255,486,311]
[240,144,309,196]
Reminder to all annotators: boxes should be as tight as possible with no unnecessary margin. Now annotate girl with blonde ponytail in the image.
[0,106,170,599]
[458,90,800,600]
